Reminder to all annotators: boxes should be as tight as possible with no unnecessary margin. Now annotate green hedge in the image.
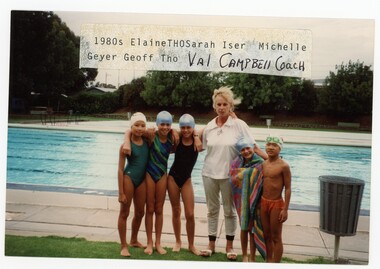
[68,92,120,114]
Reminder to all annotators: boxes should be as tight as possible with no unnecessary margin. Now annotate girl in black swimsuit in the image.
[167,114,201,255]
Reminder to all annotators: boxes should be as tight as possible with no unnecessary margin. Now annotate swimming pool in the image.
[6,127,371,212]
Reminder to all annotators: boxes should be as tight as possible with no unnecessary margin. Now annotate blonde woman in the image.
[199,87,267,261]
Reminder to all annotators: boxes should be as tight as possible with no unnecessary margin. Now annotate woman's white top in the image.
[202,116,256,179]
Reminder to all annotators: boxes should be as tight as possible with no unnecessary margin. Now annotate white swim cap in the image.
[130,112,147,127]
[156,110,173,125]
[179,114,195,128]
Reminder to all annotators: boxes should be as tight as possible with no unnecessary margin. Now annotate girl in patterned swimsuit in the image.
[144,111,174,255]
[167,114,201,256]
[117,112,149,257]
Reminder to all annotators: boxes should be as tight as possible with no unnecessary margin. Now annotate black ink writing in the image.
[223,41,246,49]
[188,52,211,67]
[95,37,123,46]
[161,54,179,62]
[275,56,305,71]
[87,52,117,61]
[219,52,271,71]
[258,42,306,51]
[123,53,154,61]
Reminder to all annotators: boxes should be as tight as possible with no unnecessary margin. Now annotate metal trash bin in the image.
[319,175,364,236]
[319,175,365,261]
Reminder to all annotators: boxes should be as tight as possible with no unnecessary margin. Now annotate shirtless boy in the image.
[261,136,291,263]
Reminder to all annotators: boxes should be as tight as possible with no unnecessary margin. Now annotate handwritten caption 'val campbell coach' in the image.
[80,24,312,78]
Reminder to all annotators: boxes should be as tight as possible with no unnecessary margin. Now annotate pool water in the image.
[6,127,371,211]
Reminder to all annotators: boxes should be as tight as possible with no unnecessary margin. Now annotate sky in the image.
[1,1,380,269]
[55,11,375,86]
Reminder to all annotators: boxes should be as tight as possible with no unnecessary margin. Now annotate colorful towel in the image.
[229,154,266,259]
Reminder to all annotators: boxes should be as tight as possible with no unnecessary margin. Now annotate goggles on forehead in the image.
[266,136,283,144]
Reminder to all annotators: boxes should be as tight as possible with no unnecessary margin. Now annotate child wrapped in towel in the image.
[229,137,266,262]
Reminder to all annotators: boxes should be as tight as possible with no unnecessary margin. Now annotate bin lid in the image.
[319,175,365,185]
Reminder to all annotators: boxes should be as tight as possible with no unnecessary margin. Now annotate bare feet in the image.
[129,240,146,248]
[155,243,167,255]
[172,242,181,252]
[120,246,131,257]
[242,255,249,262]
[189,245,200,256]
[144,243,154,255]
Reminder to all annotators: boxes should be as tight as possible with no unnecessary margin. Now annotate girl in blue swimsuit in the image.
[117,112,149,257]
[167,114,201,256]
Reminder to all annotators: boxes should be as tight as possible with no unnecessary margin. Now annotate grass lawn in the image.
[4,235,333,264]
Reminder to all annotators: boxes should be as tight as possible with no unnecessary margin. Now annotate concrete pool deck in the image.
[5,188,369,264]
[5,120,372,264]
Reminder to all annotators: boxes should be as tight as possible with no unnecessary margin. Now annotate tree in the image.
[9,11,97,112]
[141,71,223,109]
[290,79,318,114]
[68,92,119,114]
[141,71,179,107]
[318,61,373,116]
[119,77,147,111]
[224,73,300,114]
[171,72,223,109]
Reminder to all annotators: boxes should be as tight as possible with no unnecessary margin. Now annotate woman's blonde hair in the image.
[212,86,235,112]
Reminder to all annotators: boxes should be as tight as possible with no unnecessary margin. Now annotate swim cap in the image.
[156,110,173,125]
[130,112,146,127]
[179,114,195,129]
[266,135,283,149]
[236,137,254,152]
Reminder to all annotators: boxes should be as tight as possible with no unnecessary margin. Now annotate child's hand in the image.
[123,129,132,156]
[254,144,268,160]
[193,136,202,152]
[278,209,288,223]
[122,143,131,156]
[229,111,238,119]
[171,129,180,146]
[118,193,127,204]
[146,127,156,141]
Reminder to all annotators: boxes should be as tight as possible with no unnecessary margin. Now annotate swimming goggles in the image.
[266,136,282,143]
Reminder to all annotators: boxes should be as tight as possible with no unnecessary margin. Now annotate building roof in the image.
[87,86,118,93]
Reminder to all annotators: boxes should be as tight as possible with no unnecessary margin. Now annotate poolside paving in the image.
[5,120,372,264]
[5,188,369,264]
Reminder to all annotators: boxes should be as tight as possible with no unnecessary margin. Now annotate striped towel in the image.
[229,154,266,259]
